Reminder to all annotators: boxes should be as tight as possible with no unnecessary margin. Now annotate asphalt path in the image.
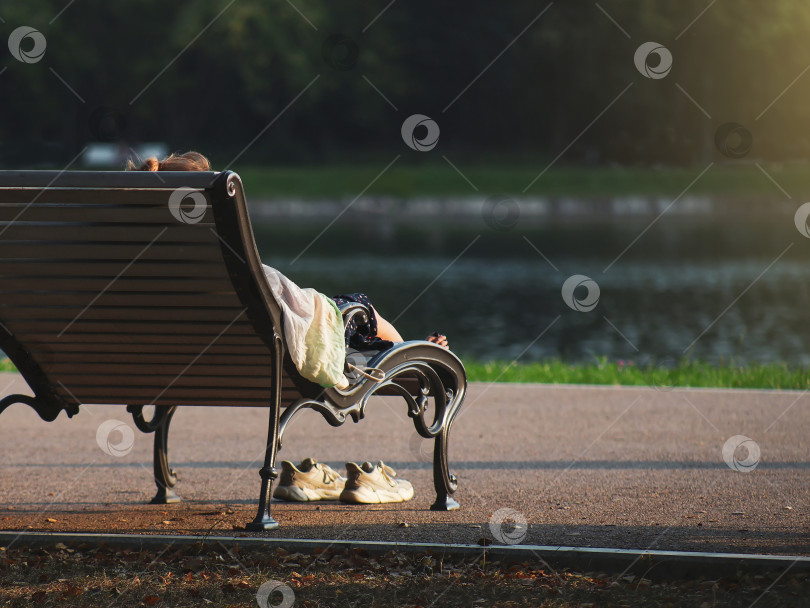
[1,372,808,555]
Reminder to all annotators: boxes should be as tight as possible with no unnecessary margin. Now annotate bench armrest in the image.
[336,301,370,332]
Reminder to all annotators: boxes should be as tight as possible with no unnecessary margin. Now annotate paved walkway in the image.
[1,372,808,555]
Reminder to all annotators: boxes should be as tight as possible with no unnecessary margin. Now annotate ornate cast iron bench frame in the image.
[0,170,466,530]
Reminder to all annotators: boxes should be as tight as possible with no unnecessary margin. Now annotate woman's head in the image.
[127,151,211,172]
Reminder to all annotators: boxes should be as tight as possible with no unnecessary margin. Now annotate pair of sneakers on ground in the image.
[273,458,414,504]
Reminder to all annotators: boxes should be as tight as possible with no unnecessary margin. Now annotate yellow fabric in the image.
[262,265,346,388]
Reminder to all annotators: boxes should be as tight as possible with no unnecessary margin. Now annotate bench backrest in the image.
[0,170,304,409]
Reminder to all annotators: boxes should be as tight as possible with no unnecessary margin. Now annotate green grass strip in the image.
[3,357,808,390]
[465,358,810,390]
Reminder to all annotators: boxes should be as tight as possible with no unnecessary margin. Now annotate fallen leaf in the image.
[144,595,160,605]
[64,583,82,597]
[30,590,47,603]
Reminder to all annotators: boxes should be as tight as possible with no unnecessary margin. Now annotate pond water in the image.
[252,195,810,366]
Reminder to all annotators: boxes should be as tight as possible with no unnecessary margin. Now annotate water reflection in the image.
[253,197,810,366]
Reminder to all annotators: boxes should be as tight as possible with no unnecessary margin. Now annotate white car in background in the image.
[82,142,169,168]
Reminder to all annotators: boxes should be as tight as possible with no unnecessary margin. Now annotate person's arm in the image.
[372,307,404,342]
[374,307,448,347]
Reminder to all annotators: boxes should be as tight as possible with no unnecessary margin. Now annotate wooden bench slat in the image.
[22,344,267,362]
[0,306,252,322]
[51,393,314,408]
[0,243,225,260]
[55,385,274,399]
[0,293,245,308]
[17,342,270,354]
[5,320,257,334]
[56,398,303,408]
[0,206,212,223]
[0,277,233,291]
[44,362,272,375]
[0,189,211,207]
[0,261,232,278]
[34,352,272,365]
[0,225,221,243]
[57,396,274,407]
[21,341,278,357]
[50,372,274,388]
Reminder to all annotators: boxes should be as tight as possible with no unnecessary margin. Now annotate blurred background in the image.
[3,0,810,366]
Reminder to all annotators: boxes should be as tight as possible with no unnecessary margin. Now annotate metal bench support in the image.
[246,334,284,531]
[128,405,180,504]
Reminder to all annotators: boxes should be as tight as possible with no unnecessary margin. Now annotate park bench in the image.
[0,170,467,530]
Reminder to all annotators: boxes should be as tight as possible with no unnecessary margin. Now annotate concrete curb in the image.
[2,531,807,581]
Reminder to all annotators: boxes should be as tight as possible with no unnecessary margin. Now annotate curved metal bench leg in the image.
[428,384,465,511]
[246,334,282,531]
[150,406,181,504]
[430,426,460,511]
[246,403,281,531]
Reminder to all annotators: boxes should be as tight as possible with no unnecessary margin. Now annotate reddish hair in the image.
[127,151,211,171]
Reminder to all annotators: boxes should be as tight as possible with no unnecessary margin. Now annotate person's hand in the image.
[427,332,449,349]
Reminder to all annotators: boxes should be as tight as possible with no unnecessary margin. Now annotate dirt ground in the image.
[2,541,810,608]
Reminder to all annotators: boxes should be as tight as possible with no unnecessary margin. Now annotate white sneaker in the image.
[339,461,415,504]
[273,458,346,501]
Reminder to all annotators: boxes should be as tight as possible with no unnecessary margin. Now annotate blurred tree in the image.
[1,0,810,166]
